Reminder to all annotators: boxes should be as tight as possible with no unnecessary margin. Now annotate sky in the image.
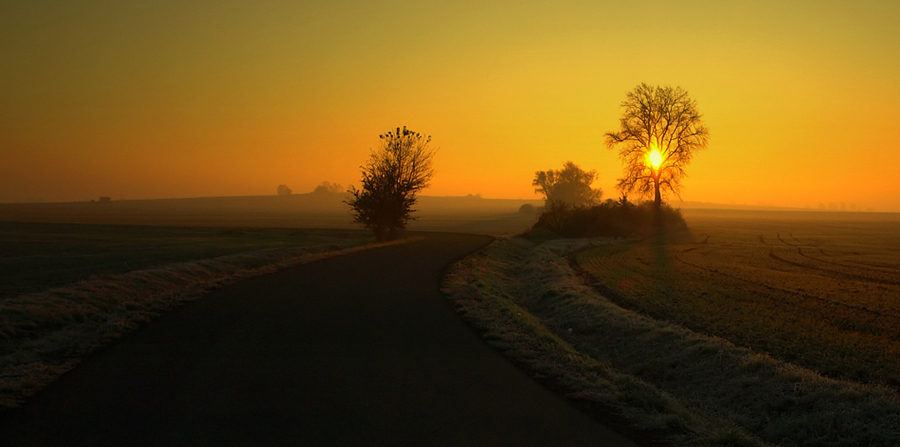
[2,0,899,211]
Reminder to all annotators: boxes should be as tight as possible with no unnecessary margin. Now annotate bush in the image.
[533,198,686,238]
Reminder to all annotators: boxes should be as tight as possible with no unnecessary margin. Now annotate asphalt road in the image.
[0,232,638,446]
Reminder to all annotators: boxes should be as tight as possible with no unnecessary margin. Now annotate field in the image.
[578,209,900,387]
[0,222,373,300]
[0,193,541,301]
[6,199,899,444]
[0,222,380,409]
[0,193,541,235]
[444,211,900,446]
[0,194,540,410]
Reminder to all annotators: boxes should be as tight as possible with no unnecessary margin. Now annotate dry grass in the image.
[0,228,405,410]
[444,234,900,446]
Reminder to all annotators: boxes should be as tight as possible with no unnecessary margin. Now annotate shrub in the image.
[533,199,686,238]
[346,127,435,241]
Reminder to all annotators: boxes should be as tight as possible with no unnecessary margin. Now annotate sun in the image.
[648,149,663,169]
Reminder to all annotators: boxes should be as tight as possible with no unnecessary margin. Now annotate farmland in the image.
[0,194,539,410]
[0,193,540,236]
[0,222,379,409]
[577,209,900,387]
[0,222,373,300]
[444,209,900,446]
[4,200,899,444]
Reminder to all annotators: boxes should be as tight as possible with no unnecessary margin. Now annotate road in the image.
[0,233,637,446]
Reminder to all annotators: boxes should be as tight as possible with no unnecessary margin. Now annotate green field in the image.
[577,209,900,387]
[0,221,372,300]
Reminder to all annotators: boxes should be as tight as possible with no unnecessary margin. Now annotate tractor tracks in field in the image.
[584,236,900,327]
[769,232,900,286]
[768,251,900,287]
[672,251,900,323]
[796,247,900,277]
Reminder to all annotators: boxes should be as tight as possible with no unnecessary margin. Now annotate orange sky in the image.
[2,1,899,211]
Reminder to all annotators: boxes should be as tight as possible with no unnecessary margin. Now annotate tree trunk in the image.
[653,177,662,231]
[653,178,661,211]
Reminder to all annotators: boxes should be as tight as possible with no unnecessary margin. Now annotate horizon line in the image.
[0,194,894,214]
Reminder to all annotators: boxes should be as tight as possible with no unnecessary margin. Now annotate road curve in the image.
[0,232,637,446]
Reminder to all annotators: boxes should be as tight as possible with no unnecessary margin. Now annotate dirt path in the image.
[0,232,636,446]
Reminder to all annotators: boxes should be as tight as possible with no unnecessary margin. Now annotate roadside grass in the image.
[0,223,383,410]
[443,236,900,446]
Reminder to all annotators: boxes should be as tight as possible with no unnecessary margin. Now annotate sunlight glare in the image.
[648,149,662,169]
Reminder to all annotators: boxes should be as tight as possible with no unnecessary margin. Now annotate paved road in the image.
[0,233,637,446]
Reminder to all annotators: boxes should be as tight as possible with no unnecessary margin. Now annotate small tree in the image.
[605,83,709,211]
[532,161,602,207]
[346,126,436,241]
[276,184,292,196]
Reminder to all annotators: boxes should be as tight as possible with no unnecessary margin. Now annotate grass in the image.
[443,238,720,446]
[0,222,380,410]
[443,231,900,446]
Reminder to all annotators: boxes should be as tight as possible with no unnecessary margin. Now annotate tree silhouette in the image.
[346,127,435,241]
[532,161,602,208]
[605,83,709,211]
[276,184,292,195]
[313,181,343,194]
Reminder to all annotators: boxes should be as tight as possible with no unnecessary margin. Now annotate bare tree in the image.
[532,161,602,208]
[605,83,709,211]
[346,126,436,241]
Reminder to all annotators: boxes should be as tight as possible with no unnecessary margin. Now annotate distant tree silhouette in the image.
[532,161,602,208]
[276,184,292,196]
[346,126,436,241]
[313,181,344,194]
[605,83,709,211]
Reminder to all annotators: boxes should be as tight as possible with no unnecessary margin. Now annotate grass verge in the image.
[442,236,900,446]
[0,234,413,411]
